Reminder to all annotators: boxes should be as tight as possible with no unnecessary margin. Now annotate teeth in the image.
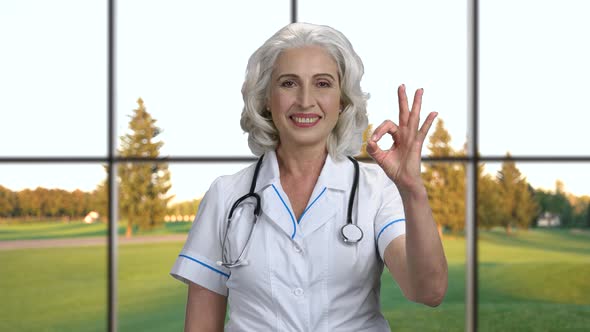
[292,117,319,124]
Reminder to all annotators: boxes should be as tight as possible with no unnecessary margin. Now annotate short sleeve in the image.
[374,179,406,261]
[170,177,230,296]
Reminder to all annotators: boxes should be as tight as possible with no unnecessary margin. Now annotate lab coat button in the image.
[294,288,304,296]
[293,245,302,253]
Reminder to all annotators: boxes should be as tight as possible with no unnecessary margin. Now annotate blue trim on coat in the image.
[179,254,230,278]
[298,187,327,224]
[376,218,406,242]
[271,184,297,239]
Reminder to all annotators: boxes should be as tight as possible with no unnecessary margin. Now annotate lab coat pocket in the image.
[328,212,377,287]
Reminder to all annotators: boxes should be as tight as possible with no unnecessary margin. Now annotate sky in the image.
[1,0,589,203]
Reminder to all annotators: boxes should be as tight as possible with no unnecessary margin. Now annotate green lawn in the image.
[381,228,590,331]
[0,220,192,241]
[1,227,589,331]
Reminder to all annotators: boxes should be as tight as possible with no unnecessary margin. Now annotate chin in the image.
[282,134,328,149]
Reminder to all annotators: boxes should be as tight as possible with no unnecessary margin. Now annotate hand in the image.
[366,85,437,193]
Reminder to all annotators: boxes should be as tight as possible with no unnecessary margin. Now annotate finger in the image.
[416,112,438,142]
[366,139,388,165]
[398,84,410,127]
[365,138,382,156]
[371,120,399,142]
[408,88,424,133]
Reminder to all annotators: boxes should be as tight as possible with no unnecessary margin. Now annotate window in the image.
[1,1,588,331]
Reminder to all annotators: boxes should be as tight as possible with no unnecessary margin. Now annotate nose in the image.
[297,84,315,109]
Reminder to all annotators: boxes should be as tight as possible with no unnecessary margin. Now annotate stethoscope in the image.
[218,154,363,268]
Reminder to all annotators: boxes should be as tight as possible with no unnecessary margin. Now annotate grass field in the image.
[1,224,589,331]
[0,220,192,241]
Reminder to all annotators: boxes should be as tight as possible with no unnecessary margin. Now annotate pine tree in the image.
[496,153,538,234]
[477,164,504,230]
[118,98,172,237]
[421,119,465,237]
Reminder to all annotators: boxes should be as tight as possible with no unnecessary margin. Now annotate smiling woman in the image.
[3,1,590,331]
[170,22,447,332]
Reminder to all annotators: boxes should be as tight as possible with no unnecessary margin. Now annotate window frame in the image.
[1,1,589,331]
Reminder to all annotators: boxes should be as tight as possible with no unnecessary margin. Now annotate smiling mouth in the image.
[291,116,320,124]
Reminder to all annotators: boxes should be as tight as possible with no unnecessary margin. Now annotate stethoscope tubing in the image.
[220,154,363,267]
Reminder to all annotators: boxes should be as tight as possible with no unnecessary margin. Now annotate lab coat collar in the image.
[253,150,352,194]
[254,150,352,240]
[315,153,352,192]
[252,150,280,194]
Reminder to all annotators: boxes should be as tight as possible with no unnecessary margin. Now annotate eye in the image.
[317,80,332,88]
[280,80,296,88]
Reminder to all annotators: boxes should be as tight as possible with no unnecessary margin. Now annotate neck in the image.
[275,144,327,178]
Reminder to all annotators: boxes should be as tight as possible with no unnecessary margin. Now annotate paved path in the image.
[0,234,187,251]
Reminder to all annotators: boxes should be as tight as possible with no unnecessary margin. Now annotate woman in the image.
[171,22,448,331]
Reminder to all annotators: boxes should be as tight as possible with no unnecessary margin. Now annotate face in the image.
[267,46,342,152]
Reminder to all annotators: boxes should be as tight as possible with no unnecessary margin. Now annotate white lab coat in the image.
[171,150,406,331]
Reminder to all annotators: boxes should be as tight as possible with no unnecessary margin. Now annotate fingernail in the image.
[371,135,377,141]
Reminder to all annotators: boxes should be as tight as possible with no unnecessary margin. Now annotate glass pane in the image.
[116,0,290,157]
[115,160,465,330]
[299,2,468,329]
[0,0,107,157]
[300,0,468,157]
[384,161,466,331]
[480,0,590,156]
[117,162,249,331]
[0,164,107,331]
[478,162,590,331]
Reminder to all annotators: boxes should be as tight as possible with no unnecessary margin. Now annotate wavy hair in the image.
[240,22,369,160]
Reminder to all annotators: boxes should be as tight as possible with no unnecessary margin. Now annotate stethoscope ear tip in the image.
[216,261,223,266]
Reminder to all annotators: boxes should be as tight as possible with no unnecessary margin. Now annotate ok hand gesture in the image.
[366,85,437,194]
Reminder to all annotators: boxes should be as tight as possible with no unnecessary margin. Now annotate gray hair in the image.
[240,22,369,160]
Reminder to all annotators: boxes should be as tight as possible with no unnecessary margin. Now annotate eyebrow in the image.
[276,73,337,82]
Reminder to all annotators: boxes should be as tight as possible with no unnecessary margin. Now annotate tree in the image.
[496,153,538,234]
[167,199,201,218]
[20,188,43,219]
[553,181,574,227]
[477,165,504,230]
[70,189,90,219]
[535,181,575,227]
[91,179,108,222]
[0,185,17,218]
[118,98,172,237]
[421,119,465,237]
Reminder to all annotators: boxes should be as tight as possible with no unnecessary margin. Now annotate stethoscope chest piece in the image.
[341,223,363,243]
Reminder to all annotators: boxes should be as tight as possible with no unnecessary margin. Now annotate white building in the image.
[537,212,561,227]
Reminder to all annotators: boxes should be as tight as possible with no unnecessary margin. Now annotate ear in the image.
[340,97,349,111]
[263,96,269,111]
[339,100,347,114]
